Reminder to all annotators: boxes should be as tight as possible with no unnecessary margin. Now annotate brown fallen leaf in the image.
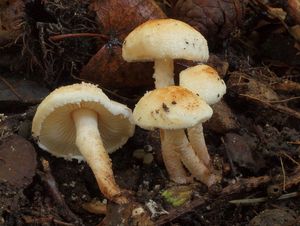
[287,0,300,24]
[172,0,246,46]
[80,0,166,91]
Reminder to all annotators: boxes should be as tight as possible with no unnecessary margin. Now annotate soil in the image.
[1,0,300,225]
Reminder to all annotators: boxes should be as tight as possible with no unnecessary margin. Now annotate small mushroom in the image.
[179,65,226,166]
[32,82,135,204]
[133,86,217,186]
[122,18,209,88]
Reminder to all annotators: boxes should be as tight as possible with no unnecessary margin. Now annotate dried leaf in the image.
[267,7,287,21]
[172,0,246,46]
[161,185,194,207]
[80,0,166,91]
[287,0,300,24]
[290,25,300,42]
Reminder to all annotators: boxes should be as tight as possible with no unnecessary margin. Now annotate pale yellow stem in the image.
[153,58,174,88]
[188,123,211,166]
[170,129,217,187]
[154,58,187,182]
[160,129,192,184]
[72,109,127,204]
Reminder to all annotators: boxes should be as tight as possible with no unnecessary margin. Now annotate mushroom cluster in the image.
[123,19,226,186]
[32,18,227,205]
[32,83,135,204]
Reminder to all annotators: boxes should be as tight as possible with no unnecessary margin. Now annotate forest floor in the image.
[0,0,300,225]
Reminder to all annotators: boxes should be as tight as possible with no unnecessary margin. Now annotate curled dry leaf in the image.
[287,0,300,24]
[172,0,246,46]
[0,0,25,46]
[80,0,166,91]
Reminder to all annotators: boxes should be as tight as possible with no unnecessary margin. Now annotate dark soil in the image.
[0,0,300,225]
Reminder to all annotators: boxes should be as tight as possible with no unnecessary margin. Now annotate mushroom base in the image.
[163,129,218,187]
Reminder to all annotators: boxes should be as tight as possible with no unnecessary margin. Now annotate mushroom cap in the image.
[179,65,226,105]
[133,86,212,130]
[32,82,135,161]
[122,19,209,62]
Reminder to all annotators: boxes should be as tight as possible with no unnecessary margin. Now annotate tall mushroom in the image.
[122,18,210,183]
[122,18,209,88]
[32,82,135,204]
[133,86,218,186]
[179,65,226,166]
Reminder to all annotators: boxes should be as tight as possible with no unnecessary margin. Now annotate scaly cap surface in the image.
[133,86,212,130]
[122,19,209,62]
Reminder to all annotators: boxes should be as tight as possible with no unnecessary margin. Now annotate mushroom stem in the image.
[160,129,192,184]
[166,129,217,187]
[153,59,188,182]
[187,123,210,166]
[72,109,127,204]
[153,58,174,88]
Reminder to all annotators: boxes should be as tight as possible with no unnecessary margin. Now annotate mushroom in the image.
[122,18,209,88]
[133,86,218,186]
[179,65,226,166]
[32,82,135,204]
[123,18,209,183]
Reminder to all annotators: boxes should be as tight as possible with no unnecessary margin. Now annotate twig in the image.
[283,166,300,189]
[156,167,300,224]
[23,215,75,225]
[229,192,299,205]
[287,141,300,145]
[49,33,108,42]
[239,94,300,120]
[156,175,271,225]
[271,80,300,94]
[38,158,83,225]
[263,96,300,104]
[221,176,271,195]
[280,157,286,191]
[280,152,300,166]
